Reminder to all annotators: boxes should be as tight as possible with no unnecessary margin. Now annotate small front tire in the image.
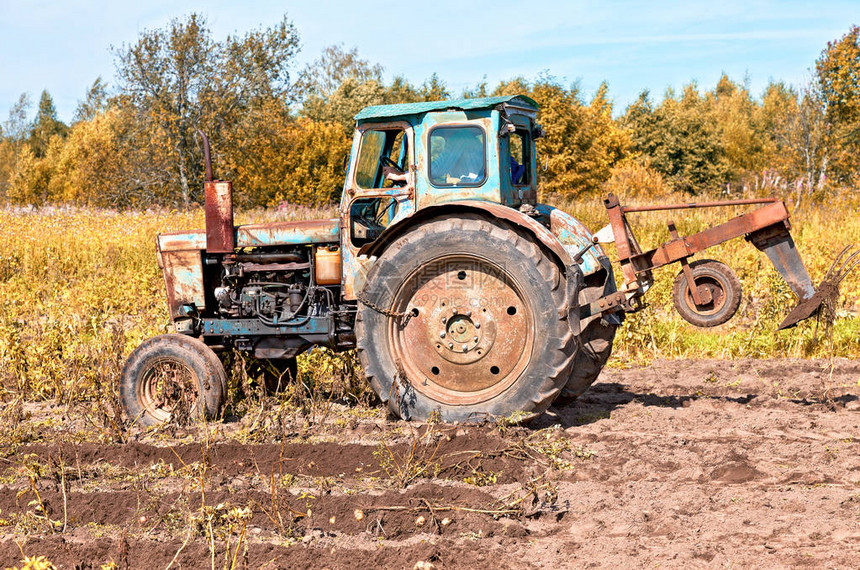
[120,334,227,427]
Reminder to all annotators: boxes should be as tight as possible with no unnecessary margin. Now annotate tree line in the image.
[0,15,857,210]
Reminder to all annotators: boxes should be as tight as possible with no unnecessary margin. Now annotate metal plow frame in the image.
[585,193,857,330]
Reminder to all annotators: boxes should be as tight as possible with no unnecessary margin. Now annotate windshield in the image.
[428,126,486,187]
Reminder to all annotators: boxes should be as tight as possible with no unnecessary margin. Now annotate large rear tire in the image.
[558,319,616,402]
[356,215,578,422]
[120,334,227,427]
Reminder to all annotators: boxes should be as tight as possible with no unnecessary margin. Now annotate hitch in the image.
[591,194,855,330]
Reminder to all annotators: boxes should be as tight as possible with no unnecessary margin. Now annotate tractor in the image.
[120,95,850,426]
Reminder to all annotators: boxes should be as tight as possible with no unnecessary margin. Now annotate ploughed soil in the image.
[1,358,860,569]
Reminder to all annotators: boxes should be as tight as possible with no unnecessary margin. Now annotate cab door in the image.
[340,121,416,299]
[498,113,537,207]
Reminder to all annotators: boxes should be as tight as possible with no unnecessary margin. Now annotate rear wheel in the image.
[356,215,577,422]
[120,335,227,427]
[558,319,617,402]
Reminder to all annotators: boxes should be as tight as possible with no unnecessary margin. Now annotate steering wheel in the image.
[380,156,407,187]
[379,156,401,170]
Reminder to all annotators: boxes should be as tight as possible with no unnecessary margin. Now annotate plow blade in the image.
[776,245,860,330]
[748,225,815,301]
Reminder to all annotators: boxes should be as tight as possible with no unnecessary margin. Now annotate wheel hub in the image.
[393,257,533,402]
[687,278,725,314]
[140,359,199,423]
[430,306,497,364]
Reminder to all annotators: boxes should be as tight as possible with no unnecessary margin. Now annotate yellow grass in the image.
[0,195,856,403]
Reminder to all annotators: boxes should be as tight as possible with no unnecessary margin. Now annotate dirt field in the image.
[1,357,859,569]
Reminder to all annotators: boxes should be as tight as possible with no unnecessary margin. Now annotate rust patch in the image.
[235,219,339,247]
[204,181,235,253]
[159,249,206,319]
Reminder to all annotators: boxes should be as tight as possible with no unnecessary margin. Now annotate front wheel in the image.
[356,215,578,422]
[120,334,227,427]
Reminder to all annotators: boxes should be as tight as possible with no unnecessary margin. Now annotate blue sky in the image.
[0,0,855,123]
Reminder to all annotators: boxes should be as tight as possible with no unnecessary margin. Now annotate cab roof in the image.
[354,95,538,123]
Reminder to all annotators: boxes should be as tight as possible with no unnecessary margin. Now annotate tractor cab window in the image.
[355,128,409,189]
[506,129,531,186]
[428,126,486,187]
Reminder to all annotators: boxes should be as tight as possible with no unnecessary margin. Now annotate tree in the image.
[495,76,630,197]
[113,13,300,208]
[298,45,453,132]
[50,104,172,208]
[816,25,860,180]
[0,94,32,199]
[73,77,108,124]
[417,73,450,101]
[114,14,216,207]
[622,83,728,194]
[762,81,829,200]
[461,77,489,99]
[3,93,32,143]
[817,26,860,128]
[295,44,383,103]
[224,108,351,206]
[385,75,421,104]
[29,90,68,158]
[303,76,389,130]
[707,74,766,179]
[299,45,405,132]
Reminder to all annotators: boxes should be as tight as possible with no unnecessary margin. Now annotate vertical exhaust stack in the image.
[198,130,235,254]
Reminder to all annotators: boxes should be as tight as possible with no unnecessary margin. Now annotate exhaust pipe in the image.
[197,130,235,254]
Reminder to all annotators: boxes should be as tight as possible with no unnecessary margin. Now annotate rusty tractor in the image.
[119,95,853,426]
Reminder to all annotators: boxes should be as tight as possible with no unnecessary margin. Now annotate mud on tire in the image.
[356,214,578,422]
[120,334,227,427]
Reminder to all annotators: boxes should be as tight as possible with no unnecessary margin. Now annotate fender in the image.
[358,200,605,276]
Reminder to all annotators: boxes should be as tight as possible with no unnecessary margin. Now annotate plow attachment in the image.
[590,194,858,330]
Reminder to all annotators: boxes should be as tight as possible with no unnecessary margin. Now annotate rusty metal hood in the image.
[158,218,340,252]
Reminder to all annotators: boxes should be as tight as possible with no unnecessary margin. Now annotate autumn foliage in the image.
[0,17,859,209]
